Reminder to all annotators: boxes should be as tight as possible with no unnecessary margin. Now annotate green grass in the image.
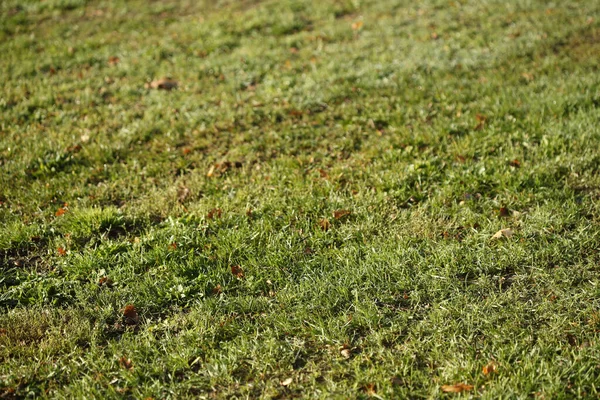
[1,0,600,398]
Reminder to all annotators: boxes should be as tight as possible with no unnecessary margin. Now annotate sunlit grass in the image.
[1,0,600,398]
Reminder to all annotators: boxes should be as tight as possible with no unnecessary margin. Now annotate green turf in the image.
[1,0,600,398]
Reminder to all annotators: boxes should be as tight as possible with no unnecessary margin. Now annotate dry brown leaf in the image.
[363,383,377,396]
[482,361,498,375]
[57,247,67,256]
[441,383,474,393]
[474,114,487,131]
[281,377,293,387]
[212,284,223,295]
[206,165,216,177]
[177,186,190,203]
[289,109,304,118]
[319,218,331,231]
[508,159,521,168]
[492,228,514,240]
[108,56,120,66]
[499,207,510,218]
[207,208,222,220]
[98,276,114,287]
[333,209,351,220]
[146,78,178,90]
[231,265,244,279]
[123,304,139,325]
[351,21,364,30]
[391,376,404,386]
[55,207,68,217]
[119,356,133,370]
[66,144,82,153]
[521,72,534,81]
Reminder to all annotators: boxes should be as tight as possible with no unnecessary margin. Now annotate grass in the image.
[1,0,600,398]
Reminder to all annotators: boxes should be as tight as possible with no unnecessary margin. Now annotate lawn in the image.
[1,0,600,398]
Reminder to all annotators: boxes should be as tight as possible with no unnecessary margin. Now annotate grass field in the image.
[1,0,600,398]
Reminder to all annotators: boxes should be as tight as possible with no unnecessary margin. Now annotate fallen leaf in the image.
[521,72,534,81]
[98,277,114,287]
[482,361,498,375]
[289,109,304,118]
[318,168,329,178]
[492,228,514,240]
[391,376,404,386]
[351,21,364,30]
[177,186,190,203]
[123,304,139,325]
[207,208,222,220]
[340,348,351,359]
[212,284,223,295]
[508,159,521,168]
[363,383,377,396]
[474,114,487,131]
[119,356,133,370]
[57,247,67,256]
[319,218,331,231]
[146,78,178,90]
[281,377,293,386]
[66,144,82,153]
[231,265,244,279]
[55,207,68,217]
[333,209,351,220]
[108,56,120,66]
[206,165,216,177]
[441,383,474,393]
[499,207,510,217]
